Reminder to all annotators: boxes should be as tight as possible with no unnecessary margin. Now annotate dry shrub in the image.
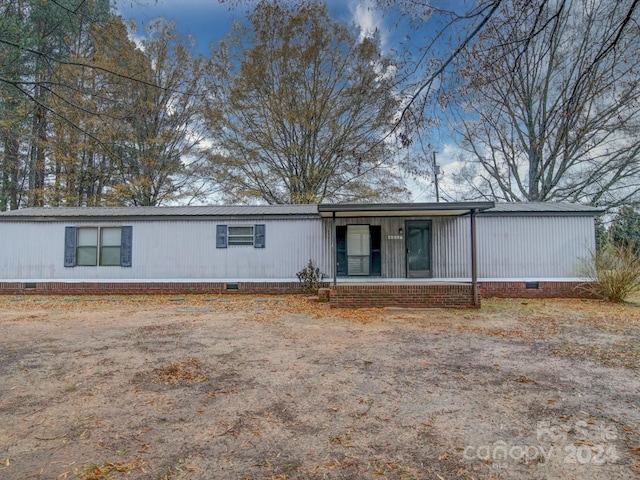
[582,242,640,302]
[296,259,324,294]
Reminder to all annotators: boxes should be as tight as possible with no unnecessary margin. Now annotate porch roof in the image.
[318,201,495,218]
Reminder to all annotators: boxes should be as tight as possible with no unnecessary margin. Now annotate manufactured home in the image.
[0,202,602,307]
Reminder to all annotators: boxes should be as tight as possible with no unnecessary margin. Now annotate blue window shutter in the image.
[64,226,76,267]
[216,225,227,248]
[120,226,133,267]
[254,224,265,248]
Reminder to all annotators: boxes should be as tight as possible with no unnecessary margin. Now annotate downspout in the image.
[471,208,479,307]
[332,211,337,289]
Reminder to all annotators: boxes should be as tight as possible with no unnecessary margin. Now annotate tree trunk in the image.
[2,129,21,211]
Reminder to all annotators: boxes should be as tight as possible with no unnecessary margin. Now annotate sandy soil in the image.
[0,295,638,480]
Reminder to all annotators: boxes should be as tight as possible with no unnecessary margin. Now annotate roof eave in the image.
[479,209,605,217]
[318,201,495,218]
[0,213,321,222]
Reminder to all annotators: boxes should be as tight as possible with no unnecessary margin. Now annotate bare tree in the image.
[205,0,406,204]
[105,19,209,206]
[437,0,640,208]
[371,1,640,209]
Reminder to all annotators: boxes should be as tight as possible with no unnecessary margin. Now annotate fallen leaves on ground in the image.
[0,294,386,324]
[457,325,529,338]
[150,359,209,385]
[553,341,640,369]
[2,294,639,345]
[75,459,145,479]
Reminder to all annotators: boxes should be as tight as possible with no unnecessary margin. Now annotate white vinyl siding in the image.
[430,215,596,279]
[0,218,325,280]
[327,214,596,280]
[0,212,596,282]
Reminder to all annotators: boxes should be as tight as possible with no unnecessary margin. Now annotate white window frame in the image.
[76,227,99,266]
[347,225,371,276]
[100,227,122,266]
[75,226,122,267]
[228,225,255,246]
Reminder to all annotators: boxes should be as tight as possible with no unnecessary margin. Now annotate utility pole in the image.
[433,151,441,203]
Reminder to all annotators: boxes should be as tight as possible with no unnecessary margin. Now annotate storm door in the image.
[336,225,381,276]
[406,220,432,278]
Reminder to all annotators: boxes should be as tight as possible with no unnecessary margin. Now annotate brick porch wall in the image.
[329,284,477,309]
[0,281,302,295]
[479,281,594,298]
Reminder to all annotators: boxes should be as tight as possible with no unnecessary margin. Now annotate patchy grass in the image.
[0,295,638,479]
[149,358,209,385]
[74,459,146,479]
[553,340,640,369]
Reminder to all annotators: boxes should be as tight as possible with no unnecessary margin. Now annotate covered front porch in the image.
[318,202,495,308]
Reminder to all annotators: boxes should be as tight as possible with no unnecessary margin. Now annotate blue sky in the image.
[112,0,458,201]
[114,1,237,54]
[114,0,397,56]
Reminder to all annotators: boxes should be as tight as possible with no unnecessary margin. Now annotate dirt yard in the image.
[0,295,639,480]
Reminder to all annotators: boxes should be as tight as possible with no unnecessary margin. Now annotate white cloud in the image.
[129,32,146,52]
[349,1,388,49]
[401,142,478,202]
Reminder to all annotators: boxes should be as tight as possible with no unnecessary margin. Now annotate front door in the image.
[406,220,432,278]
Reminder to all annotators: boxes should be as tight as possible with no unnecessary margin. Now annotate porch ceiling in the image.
[318,201,495,218]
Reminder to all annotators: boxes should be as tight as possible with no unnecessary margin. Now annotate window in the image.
[64,226,132,267]
[76,227,121,266]
[100,227,122,266]
[216,224,265,248]
[347,225,370,275]
[336,225,382,277]
[76,227,98,266]
[228,226,255,246]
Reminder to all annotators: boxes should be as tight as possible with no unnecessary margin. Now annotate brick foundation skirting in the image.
[479,281,595,299]
[328,281,596,308]
[329,284,477,309]
[0,280,595,303]
[0,281,303,295]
